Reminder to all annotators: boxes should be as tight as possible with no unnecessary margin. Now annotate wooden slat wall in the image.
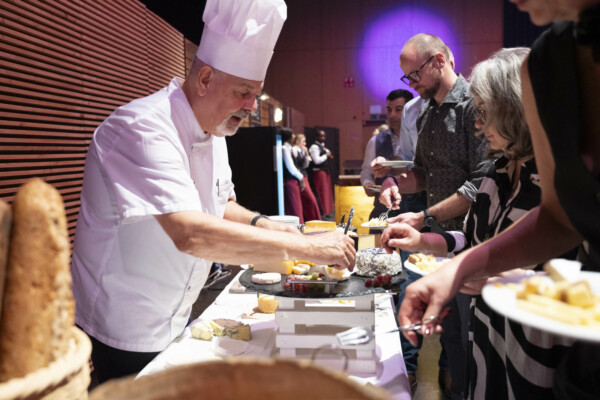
[0,0,186,240]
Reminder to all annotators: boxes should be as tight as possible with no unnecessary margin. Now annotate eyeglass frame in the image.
[400,55,435,85]
[474,106,486,123]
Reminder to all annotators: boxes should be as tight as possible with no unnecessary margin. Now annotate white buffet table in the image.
[138,270,411,400]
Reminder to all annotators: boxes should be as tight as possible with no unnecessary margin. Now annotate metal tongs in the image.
[335,316,440,346]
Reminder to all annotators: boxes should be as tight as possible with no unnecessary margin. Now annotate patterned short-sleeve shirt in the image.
[414,74,491,230]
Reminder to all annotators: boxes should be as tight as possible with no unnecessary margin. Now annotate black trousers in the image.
[85,331,160,384]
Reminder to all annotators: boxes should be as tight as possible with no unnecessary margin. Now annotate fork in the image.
[377,205,393,224]
[336,316,440,346]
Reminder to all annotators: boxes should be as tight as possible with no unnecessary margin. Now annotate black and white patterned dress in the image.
[448,156,575,399]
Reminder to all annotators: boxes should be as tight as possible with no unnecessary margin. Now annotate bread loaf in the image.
[0,201,11,323]
[0,179,74,381]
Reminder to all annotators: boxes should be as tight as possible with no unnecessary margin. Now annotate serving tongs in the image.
[336,315,440,346]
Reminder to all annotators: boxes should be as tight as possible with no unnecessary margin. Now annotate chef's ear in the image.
[196,65,216,96]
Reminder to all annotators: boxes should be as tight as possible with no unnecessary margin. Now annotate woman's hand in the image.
[398,263,460,346]
[380,223,422,253]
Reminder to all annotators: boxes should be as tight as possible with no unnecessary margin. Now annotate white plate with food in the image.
[375,160,414,168]
[482,271,600,343]
[403,253,450,276]
[360,219,389,230]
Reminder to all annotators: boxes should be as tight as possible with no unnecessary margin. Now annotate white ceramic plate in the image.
[482,272,600,343]
[360,221,388,230]
[404,257,448,276]
[375,160,414,168]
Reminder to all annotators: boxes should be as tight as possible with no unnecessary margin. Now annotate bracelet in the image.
[250,214,269,226]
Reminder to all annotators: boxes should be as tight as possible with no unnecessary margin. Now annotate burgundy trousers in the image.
[285,178,321,224]
[313,170,334,216]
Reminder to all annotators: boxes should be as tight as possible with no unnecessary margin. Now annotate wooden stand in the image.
[274,295,376,373]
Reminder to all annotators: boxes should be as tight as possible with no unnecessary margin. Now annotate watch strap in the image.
[250,214,269,226]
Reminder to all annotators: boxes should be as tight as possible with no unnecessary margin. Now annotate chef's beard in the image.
[214,110,250,137]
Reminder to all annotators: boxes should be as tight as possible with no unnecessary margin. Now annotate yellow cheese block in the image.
[303,220,336,233]
[257,295,279,313]
[566,281,595,307]
[253,260,293,274]
[357,234,380,250]
[209,319,251,341]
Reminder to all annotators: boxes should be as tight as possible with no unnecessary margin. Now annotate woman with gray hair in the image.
[381,47,564,398]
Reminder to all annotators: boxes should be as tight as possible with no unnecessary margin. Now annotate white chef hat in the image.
[196,0,287,81]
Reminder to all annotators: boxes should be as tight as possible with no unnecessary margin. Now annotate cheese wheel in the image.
[251,272,282,284]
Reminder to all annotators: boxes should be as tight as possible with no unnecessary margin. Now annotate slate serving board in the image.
[238,268,407,299]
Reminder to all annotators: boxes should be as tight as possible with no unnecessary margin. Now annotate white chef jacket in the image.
[71,78,236,352]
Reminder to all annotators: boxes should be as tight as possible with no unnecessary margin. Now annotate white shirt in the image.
[397,96,426,161]
[282,142,304,180]
[71,78,235,352]
[309,142,329,165]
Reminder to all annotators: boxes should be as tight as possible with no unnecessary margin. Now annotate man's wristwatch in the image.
[423,209,436,228]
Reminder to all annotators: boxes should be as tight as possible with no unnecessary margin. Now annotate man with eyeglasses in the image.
[379,33,490,399]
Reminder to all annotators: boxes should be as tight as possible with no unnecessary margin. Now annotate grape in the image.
[365,279,373,288]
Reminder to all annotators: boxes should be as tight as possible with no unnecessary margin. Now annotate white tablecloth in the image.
[138,270,411,400]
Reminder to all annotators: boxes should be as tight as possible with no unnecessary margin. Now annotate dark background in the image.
[140,1,549,49]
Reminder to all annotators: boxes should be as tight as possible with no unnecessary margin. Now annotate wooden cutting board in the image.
[0,200,12,321]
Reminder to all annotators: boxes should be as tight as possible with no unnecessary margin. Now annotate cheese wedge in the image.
[191,320,213,341]
[303,220,336,233]
[292,263,310,275]
[544,258,582,282]
[252,260,293,274]
[257,295,279,313]
[210,319,251,341]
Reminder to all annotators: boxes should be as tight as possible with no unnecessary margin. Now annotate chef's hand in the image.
[380,223,422,254]
[399,264,457,346]
[370,157,391,178]
[305,231,356,270]
[379,177,401,209]
[387,211,424,231]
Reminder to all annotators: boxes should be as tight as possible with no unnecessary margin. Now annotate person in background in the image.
[71,0,355,383]
[309,129,335,220]
[383,47,562,399]
[360,89,416,220]
[379,33,491,398]
[292,133,322,222]
[282,129,320,223]
[398,0,600,398]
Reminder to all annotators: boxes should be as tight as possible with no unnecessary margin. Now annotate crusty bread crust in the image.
[0,201,11,325]
[0,179,74,381]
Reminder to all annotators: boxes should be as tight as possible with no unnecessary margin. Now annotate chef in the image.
[71,0,355,383]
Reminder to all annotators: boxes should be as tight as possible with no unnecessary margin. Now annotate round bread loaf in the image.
[355,248,402,277]
[0,179,74,381]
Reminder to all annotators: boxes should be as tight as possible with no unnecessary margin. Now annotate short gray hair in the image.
[469,47,531,160]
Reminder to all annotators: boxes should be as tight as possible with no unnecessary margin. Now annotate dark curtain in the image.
[503,1,550,48]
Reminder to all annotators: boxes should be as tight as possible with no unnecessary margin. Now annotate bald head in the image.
[402,33,452,62]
